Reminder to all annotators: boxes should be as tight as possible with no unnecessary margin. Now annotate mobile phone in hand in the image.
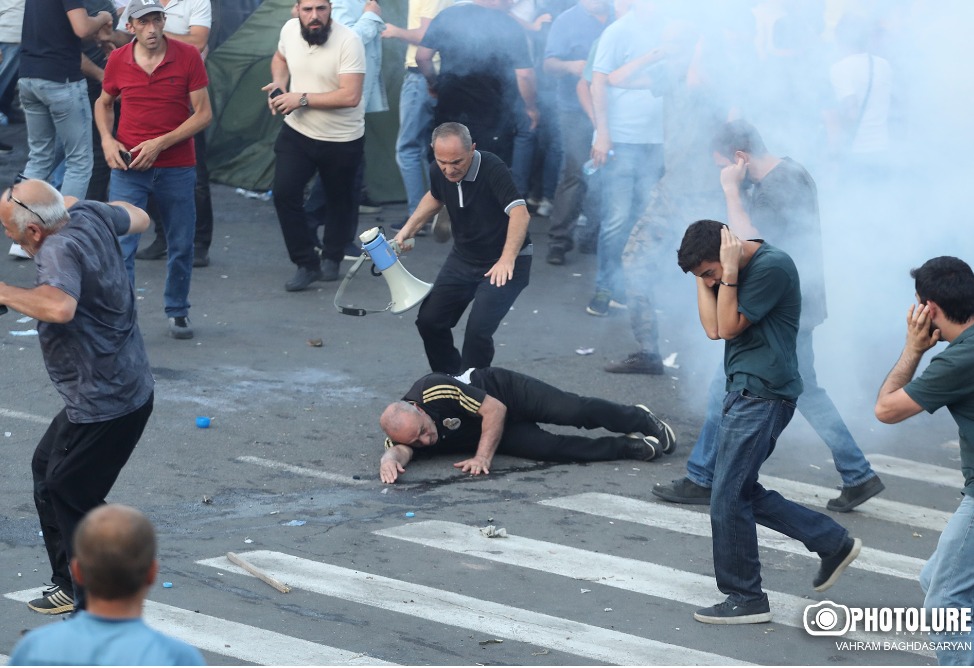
[270,88,284,98]
[120,150,132,166]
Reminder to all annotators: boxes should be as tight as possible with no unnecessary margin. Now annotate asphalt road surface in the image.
[0,123,961,665]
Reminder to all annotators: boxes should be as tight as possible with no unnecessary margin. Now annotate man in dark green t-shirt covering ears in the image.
[676,219,860,625]
[875,256,974,665]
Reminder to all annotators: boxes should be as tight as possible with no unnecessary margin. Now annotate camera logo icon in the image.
[804,601,851,636]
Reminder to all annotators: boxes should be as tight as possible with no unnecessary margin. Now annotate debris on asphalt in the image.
[284,520,306,526]
[162,582,173,588]
[405,512,415,517]
[478,639,503,646]
[196,416,211,428]
[244,538,253,544]
[531,649,550,656]
[479,525,507,538]
[575,347,595,355]
[227,551,291,593]
[663,352,679,368]
[202,495,213,504]
[307,338,323,347]
[580,588,591,594]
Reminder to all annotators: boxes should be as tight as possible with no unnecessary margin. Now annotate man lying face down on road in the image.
[378,367,676,483]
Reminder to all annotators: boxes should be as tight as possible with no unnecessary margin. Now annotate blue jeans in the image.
[687,328,876,488]
[415,250,531,374]
[595,143,662,299]
[19,78,92,199]
[920,495,974,665]
[712,390,849,603]
[0,43,20,106]
[111,166,196,317]
[395,71,436,215]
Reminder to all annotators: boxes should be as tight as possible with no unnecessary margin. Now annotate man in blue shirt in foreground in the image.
[10,504,204,665]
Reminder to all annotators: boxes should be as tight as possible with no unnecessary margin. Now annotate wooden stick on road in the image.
[226,552,291,593]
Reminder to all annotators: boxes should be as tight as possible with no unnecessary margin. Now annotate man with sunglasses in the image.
[0,178,155,616]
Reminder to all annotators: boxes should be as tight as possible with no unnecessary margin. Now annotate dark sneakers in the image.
[27,584,75,615]
[814,536,862,591]
[193,244,209,268]
[168,316,194,340]
[285,265,324,291]
[623,434,659,461]
[546,246,567,265]
[694,596,772,625]
[606,351,664,375]
[827,476,885,512]
[652,477,711,505]
[586,290,611,316]
[635,404,676,454]
[135,236,167,260]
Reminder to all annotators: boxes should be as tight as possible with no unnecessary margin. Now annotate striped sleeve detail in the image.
[422,384,483,414]
[504,199,527,215]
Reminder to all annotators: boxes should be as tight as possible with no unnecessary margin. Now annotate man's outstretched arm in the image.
[380,444,414,484]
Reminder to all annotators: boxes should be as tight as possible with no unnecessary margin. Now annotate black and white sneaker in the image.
[694,596,772,625]
[27,584,75,615]
[623,434,659,461]
[635,404,676,454]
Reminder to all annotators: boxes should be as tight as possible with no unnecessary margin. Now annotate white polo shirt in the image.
[278,18,366,143]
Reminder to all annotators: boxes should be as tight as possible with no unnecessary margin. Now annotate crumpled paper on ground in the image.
[479,524,508,538]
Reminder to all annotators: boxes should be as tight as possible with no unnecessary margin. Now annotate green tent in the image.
[205,0,408,202]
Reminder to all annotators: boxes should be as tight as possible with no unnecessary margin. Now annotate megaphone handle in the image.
[333,253,393,316]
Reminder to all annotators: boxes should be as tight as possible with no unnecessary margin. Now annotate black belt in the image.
[407,66,421,74]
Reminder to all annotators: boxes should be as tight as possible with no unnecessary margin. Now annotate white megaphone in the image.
[334,227,432,316]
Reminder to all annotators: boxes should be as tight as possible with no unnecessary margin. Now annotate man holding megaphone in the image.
[392,122,531,374]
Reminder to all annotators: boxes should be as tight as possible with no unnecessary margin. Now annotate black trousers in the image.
[31,394,153,608]
[472,368,650,461]
[416,252,531,374]
[273,124,363,266]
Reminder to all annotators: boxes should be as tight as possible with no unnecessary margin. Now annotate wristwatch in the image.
[299,93,308,108]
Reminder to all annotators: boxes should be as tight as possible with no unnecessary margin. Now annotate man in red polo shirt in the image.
[94,0,211,340]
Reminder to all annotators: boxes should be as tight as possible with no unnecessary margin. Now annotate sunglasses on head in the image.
[6,175,47,226]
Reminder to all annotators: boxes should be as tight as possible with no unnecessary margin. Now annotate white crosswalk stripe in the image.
[374,520,931,658]
[5,457,952,665]
[866,453,963,489]
[761,474,952,531]
[236,455,369,485]
[540,492,925,580]
[198,550,752,666]
[3,589,394,666]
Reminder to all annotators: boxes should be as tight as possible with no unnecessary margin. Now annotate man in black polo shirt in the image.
[394,122,531,374]
[378,366,677,481]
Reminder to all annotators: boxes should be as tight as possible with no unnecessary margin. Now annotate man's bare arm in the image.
[66,7,113,39]
[382,16,432,44]
[875,303,940,423]
[0,284,78,324]
[453,395,507,475]
[380,444,415,483]
[484,204,529,287]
